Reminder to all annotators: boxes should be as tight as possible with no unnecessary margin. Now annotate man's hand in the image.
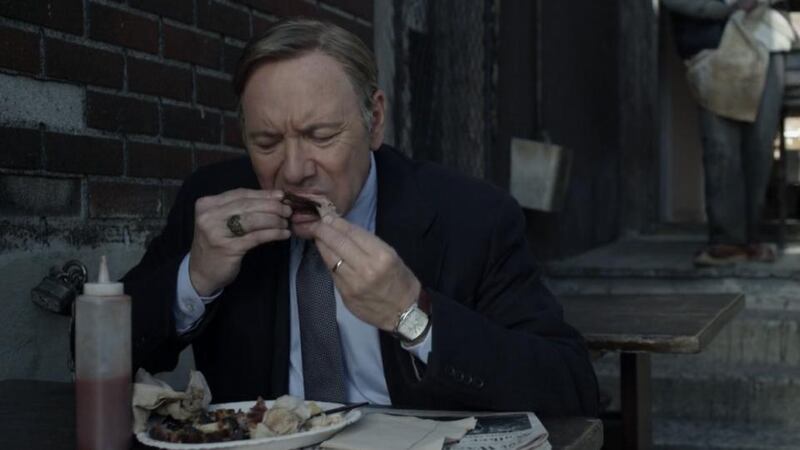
[189,188,292,296]
[312,214,421,331]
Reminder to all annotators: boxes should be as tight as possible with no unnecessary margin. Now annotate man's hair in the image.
[233,18,378,130]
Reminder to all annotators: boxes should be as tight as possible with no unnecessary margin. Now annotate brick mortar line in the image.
[195,66,233,79]
[157,15,165,60]
[318,2,358,21]
[122,49,129,91]
[127,135,193,150]
[8,119,240,154]
[6,120,158,144]
[2,11,248,70]
[194,142,244,152]
[86,85,235,115]
[0,17,43,33]
[191,64,198,106]
[40,26,148,56]
[87,0,163,23]
[37,25,46,79]
[0,167,82,178]
[161,0,209,37]
[222,35,247,46]
[82,0,90,38]
[36,19,239,74]
[0,215,167,225]
[353,16,373,28]
[85,174,173,186]
[122,134,129,177]
[251,9,280,22]
[210,0,252,15]
[156,96,165,137]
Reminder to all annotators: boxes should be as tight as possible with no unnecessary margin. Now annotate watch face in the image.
[398,308,429,341]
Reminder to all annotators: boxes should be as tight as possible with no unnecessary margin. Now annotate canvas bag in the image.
[685,9,769,122]
[740,4,796,52]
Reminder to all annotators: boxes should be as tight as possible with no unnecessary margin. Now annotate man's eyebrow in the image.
[247,130,281,139]
[299,122,344,133]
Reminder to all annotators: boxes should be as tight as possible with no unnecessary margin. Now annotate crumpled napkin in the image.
[321,413,476,450]
[131,368,212,433]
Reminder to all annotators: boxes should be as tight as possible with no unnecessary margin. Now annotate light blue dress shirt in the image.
[173,153,432,404]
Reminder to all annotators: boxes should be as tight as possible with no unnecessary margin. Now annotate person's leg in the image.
[698,106,747,246]
[741,53,785,248]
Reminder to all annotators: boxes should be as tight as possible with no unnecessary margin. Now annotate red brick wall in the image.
[0,0,374,247]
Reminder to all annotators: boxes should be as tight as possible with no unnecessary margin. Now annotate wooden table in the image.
[561,293,745,450]
[0,379,602,450]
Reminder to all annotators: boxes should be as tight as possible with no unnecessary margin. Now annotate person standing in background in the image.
[664,0,786,266]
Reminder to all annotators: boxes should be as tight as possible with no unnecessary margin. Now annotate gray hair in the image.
[233,18,378,130]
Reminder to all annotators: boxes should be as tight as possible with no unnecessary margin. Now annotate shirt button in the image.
[187,303,195,313]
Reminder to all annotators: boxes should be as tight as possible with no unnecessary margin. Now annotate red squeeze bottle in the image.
[75,256,132,450]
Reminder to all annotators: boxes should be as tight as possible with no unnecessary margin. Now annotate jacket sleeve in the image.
[662,0,735,19]
[414,197,600,417]
[122,175,203,374]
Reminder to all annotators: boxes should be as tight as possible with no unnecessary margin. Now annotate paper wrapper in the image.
[321,413,476,450]
[131,368,212,433]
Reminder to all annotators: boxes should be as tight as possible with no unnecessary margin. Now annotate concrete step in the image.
[653,418,800,450]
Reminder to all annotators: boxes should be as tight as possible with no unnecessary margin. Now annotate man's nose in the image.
[282,138,314,185]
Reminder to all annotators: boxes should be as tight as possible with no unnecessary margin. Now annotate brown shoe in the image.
[746,243,778,263]
[693,244,749,267]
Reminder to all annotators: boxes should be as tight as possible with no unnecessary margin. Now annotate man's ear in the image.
[368,90,386,150]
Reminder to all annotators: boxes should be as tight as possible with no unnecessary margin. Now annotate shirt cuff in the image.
[402,324,433,363]
[174,253,222,334]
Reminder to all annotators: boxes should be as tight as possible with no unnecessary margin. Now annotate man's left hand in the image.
[311,214,421,331]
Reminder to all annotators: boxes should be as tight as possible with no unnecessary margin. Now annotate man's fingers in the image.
[240,228,291,247]
[313,221,370,273]
[200,188,284,209]
[220,197,292,218]
[315,239,356,277]
[238,212,289,233]
[319,214,386,255]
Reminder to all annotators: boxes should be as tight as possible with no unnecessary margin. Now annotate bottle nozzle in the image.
[82,255,124,296]
[98,255,110,284]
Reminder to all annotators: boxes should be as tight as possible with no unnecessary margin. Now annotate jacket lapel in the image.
[373,146,444,406]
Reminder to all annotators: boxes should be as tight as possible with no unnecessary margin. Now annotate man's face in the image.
[240,51,384,239]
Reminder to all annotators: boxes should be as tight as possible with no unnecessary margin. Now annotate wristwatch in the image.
[394,301,431,346]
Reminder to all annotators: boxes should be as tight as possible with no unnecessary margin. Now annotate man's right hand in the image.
[188,188,292,296]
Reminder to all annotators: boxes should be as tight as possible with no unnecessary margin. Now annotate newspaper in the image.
[361,407,550,450]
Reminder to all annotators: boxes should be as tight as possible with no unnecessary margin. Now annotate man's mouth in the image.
[282,192,322,217]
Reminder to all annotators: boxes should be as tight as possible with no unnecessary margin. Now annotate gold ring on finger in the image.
[331,258,344,273]
[226,214,246,237]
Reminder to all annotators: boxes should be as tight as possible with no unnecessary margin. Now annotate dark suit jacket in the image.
[123,145,599,417]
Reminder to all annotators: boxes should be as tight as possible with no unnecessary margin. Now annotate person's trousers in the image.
[698,53,785,245]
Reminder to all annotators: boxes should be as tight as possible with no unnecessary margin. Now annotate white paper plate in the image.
[136,400,362,450]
